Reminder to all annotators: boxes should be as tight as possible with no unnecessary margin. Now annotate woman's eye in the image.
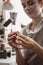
[22,3,26,8]
[27,1,35,6]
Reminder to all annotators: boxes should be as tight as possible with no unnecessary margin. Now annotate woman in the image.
[8,0,43,65]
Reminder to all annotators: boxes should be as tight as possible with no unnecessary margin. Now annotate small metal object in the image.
[0,50,11,59]
[0,29,4,34]
[3,0,13,10]
[3,19,12,27]
[1,44,5,50]
[1,36,4,38]
[0,50,7,59]
[13,35,17,42]
[10,12,17,25]
[0,15,3,22]
[7,51,11,57]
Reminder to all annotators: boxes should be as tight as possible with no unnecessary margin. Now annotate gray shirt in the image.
[20,19,43,65]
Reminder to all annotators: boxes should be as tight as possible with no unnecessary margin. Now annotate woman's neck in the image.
[32,14,42,26]
[30,14,42,31]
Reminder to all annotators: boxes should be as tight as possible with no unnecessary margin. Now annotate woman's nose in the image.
[25,4,31,10]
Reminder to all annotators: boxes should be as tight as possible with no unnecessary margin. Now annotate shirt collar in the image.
[26,18,43,34]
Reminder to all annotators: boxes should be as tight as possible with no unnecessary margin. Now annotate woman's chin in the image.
[27,14,39,19]
[27,13,34,18]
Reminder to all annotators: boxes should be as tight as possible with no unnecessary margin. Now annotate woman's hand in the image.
[8,31,35,49]
[8,31,25,49]
[16,32,35,49]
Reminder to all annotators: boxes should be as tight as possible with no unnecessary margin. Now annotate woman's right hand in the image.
[8,31,25,50]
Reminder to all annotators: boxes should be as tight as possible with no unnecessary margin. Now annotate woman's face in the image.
[21,0,41,18]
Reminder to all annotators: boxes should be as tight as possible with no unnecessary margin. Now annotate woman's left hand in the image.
[16,32,35,49]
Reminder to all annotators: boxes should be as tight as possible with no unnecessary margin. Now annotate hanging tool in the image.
[3,0,13,10]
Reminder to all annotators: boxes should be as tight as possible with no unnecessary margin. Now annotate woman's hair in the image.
[38,0,41,3]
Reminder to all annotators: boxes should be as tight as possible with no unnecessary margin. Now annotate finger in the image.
[16,36,33,49]
[15,39,26,48]
[17,33,28,41]
[8,40,25,49]
[17,33,33,43]
[8,40,15,47]
[16,45,25,49]
[8,40,19,49]
[8,36,14,41]
[15,39,28,48]
[8,32,17,37]
[8,35,16,41]
[16,36,28,44]
[16,37,32,49]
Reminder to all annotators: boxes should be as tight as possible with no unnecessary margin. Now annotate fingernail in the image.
[13,35,16,40]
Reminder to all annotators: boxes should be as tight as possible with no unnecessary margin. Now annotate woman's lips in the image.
[26,10,33,14]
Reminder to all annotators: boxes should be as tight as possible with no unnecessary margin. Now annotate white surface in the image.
[0,0,3,15]
[0,55,17,65]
